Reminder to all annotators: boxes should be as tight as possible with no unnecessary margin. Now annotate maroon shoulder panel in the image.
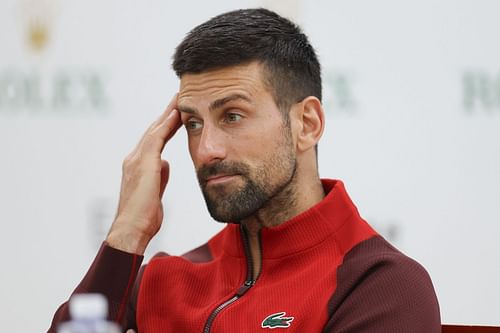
[323,236,441,332]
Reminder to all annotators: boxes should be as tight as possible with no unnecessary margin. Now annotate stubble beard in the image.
[197,125,297,223]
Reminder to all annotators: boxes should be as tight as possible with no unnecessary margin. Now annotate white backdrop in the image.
[0,0,499,331]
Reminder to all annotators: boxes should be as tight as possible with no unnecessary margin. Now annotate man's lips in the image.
[205,174,239,185]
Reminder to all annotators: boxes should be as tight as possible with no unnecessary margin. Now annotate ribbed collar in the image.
[221,179,366,259]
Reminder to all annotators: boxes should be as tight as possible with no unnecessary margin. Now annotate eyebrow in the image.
[177,93,252,115]
[177,105,197,114]
[209,94,252,112]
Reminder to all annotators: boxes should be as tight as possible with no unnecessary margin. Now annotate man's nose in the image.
[196,123,227,165]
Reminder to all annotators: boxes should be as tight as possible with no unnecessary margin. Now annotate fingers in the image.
[131,94,182,158]
[143,93,179,135]
[154,109,182,154]
[159,159,170,199]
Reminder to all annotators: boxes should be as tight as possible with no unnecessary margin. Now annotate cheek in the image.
[187,136,199,164]
[243,134,276,162]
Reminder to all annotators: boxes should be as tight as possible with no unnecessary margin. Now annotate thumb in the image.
[126,330,136,333]
[159,159,170,199]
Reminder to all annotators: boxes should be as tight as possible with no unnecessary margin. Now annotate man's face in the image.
[177,62,297,223]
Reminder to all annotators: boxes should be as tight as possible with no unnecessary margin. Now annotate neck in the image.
[240,174,325,279]
[241,174,325,232]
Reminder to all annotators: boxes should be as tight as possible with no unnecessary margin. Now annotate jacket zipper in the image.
[203,225,261,333]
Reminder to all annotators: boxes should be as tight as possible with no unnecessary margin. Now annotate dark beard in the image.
[197,161,268,222]
[197,156,296,223]
[197,117,296,223]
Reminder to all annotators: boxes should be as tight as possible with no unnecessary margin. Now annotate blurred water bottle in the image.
[57,294,121,333]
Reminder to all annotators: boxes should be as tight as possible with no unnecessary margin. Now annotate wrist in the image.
[106,222,153,255]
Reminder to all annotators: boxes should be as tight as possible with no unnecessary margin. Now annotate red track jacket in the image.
[49,179,441,332]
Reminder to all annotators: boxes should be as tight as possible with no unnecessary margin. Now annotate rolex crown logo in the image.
[18,0,59,53]
[28,21,49,51]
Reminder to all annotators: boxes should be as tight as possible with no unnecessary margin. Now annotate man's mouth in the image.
[198,161,248,188]
[205,174,239,185]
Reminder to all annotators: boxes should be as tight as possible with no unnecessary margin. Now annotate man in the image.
[49,8,440,333]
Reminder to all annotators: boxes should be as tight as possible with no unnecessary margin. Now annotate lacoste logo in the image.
[261,312,294,329]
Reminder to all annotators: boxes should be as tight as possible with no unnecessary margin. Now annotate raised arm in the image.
[48,95,182,332]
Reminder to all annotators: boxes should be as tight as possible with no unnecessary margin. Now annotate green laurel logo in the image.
[261,312,294,329]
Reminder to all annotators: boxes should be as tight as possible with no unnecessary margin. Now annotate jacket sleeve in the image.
[323,237,441,333]
[47,242,144,333]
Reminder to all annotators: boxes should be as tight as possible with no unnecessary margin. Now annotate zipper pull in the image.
[236,280,255,296]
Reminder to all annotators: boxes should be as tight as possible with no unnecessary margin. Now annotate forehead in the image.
[178,62,268,105]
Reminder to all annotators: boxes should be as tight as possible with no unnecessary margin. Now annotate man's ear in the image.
[292,96,325,152]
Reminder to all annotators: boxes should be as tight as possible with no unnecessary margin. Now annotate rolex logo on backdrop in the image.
[18,0,58,53]
[462,70,500,114]
[0,69,109,112]
[323,69,358,115]
[0,0,110,115]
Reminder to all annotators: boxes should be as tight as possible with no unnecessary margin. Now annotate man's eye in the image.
[226,113,242,123]
[186,120,203,130]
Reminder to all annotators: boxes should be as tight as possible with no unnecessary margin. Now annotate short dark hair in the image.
[172,8,321,113]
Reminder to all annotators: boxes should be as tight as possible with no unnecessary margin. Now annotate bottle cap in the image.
[69,293,108,320]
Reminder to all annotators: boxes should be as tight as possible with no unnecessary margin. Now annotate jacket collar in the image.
[221,179,373,259]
